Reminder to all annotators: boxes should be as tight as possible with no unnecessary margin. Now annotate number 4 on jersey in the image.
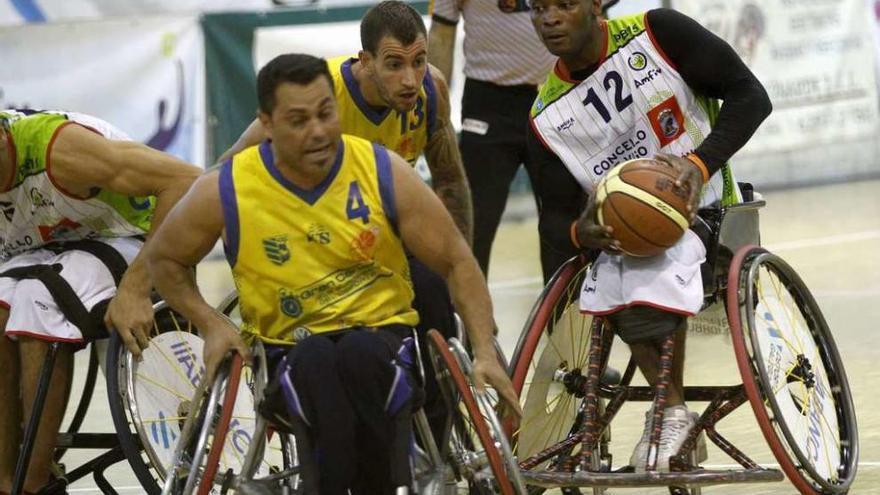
[346,181,371,224]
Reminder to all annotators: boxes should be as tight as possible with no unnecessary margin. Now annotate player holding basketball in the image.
[218,0,470,443]
[526,0,771,470]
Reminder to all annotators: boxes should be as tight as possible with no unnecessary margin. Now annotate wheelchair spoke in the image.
[147,336,201,392]
[765,268,809,355]
[135,372,193,402]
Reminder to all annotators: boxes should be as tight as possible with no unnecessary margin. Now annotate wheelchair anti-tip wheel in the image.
[728,246,858,495]
[427,329,523,494]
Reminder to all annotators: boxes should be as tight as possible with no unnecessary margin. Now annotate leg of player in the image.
[18,337,73,492]
[0,309,21,493]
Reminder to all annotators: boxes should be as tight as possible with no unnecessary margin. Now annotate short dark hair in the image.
[360,1,427,54]
[257,53,334,114]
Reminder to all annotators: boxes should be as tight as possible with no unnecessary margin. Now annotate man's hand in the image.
[573,197,621,254]
[201,313,252,384]
[104,284,154,359]
[472,353,522,420]
[655,153,704,221]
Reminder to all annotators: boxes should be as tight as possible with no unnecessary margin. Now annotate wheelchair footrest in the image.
[521,467,784,488]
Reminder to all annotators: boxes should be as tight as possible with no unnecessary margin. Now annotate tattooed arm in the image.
[424,64,474,244]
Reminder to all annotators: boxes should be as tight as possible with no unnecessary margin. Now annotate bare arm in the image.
[424,65,474,244]
[427,20,457,84]
[391,149,519,415]
[50,124,201,355]
[216,118,268,164]
[147,172,250,378]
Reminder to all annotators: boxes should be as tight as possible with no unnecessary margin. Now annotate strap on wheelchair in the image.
[0,240,130,341]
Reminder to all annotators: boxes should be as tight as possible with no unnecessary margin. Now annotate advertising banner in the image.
[0,15,205,165]
[672,0,880,186]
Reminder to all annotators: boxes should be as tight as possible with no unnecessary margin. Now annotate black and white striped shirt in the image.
[431,0,554,86]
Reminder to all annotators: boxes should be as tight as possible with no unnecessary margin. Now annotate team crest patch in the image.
[647,96,685,147]
[279,288,302,317]
[628,51,647,71]
[263,235,290,265]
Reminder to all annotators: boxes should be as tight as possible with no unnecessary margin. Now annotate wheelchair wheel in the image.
[427,329,519,494]
[107,301,204,494]
[508,256,609,479]
[728,246,858,494]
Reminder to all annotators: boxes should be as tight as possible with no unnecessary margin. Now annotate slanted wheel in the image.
[427,329,522,494]
[508,256,611,492]
[728,246,858,494]
[107,302,270,494]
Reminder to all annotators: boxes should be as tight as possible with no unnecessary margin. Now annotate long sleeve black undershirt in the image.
[529,8,773,281]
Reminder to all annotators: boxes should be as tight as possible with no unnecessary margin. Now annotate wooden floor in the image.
[61,179,880,493]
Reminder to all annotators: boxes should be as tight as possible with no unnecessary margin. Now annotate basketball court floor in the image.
[59,178,880,494]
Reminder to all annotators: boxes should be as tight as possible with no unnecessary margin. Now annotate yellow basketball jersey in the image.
[328,55,437,165]
[219,134,419,345]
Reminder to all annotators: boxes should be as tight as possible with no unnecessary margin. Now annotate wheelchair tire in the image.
[728,245,858,494]
[197,353,243,495]
[508,255,610,485]
[427,329,517,495]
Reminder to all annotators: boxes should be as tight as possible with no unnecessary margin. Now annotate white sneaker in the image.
[629,410,653,473]
[655,406,702,472]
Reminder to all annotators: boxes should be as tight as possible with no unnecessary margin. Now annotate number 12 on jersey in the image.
[346,181,371,224]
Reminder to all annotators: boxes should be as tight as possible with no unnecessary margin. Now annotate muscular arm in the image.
[147,173,224,329]
[148,171,250,376]
[49,124,201,354]
[216,118,268,165]
[646,8,772,174]
[424,65,474,244]
[427,18,458,83]
[527,122,586,283]
[50,125,200,296]
[391,147,518,411]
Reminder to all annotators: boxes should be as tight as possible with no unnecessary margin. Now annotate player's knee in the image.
[607,305,685,345]
[336,330,387,369]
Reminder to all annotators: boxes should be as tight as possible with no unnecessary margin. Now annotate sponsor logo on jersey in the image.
[611,24,640,44]
[628,51,648,71]
[279,288,303,317]
[263,235,291,266]
[29,188,53,210]
[0,201,15,222]
[590,129,650,176]
[647,96,685,147]
[350,226,380,261]
[634,68,663,89]
[307,224,331,245]
[556,117,575,132]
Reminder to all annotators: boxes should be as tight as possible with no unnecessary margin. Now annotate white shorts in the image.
[579,230,706,317]
[0,237,142,342]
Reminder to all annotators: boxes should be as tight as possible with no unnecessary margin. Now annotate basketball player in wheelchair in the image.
[147,53,520,494]
[525,0,774,473]
[0,109,201,495]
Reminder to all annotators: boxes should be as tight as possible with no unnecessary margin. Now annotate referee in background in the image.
[427,0,555,279]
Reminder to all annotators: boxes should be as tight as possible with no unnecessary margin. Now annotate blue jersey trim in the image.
[341,58,391,126]
[259,140,345,206]
[373,143,399,235]
[423,69,439,139]
[218,159,240,267]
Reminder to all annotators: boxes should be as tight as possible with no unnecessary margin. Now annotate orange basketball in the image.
[596,158,690,257]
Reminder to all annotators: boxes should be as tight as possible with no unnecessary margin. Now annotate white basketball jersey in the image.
[530,13,741,207]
